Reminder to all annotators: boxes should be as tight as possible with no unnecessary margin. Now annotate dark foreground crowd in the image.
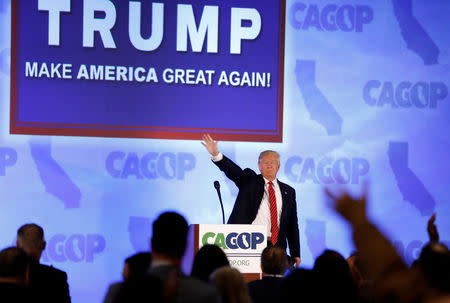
[1,189,449,303]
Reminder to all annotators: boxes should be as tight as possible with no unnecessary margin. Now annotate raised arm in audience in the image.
[427,213,439,243]
[325,187,407,282]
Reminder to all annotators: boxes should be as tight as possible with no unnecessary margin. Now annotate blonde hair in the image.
[211,266,252,303]
[258,150,280,162]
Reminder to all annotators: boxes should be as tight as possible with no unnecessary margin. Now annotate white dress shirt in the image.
[252,177,282,238]
[212,152,283,237]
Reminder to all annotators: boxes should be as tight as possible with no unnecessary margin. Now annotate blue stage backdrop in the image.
[1,1,449,302]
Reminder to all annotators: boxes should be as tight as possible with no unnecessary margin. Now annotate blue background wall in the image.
[1,1,449,302]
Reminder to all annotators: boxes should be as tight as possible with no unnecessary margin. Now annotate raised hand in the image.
[427,213,439,243]
[201,134,219,157]
[325,186,368,226]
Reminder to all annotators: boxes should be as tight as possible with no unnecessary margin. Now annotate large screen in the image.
[11,0,285,142]
[1,1,449,303]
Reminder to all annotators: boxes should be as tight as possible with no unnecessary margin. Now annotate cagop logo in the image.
[106,151,196,180]
[290,3,373,32]
[41,234,106,263]
[364,81,448,108]
[285,156,370,184]
[0,147,18,176]
[202,232,265,250]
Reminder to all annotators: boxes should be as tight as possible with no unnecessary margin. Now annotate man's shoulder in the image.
[0,282,27,292]
[107,281,124,292]
[173,275,218,303]
[0,283,30,302]
[277,180,295,192]
[243,168,259,177]
[148,266,217,295]
[179,275,217,293]
[103,282,125,303]
[33,263,68,280]
[248,276,283,287]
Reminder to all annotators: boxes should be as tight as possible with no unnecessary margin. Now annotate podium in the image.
[182,224,267,282]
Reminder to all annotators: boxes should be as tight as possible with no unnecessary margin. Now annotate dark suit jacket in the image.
[28,261,71,303]
[148,265,220,303]
[248,276,283,303]
[0,282,30,303]
[214,155,300,257]
[110,265,219,303]
[103,281,124,303]
[108,275,163,303]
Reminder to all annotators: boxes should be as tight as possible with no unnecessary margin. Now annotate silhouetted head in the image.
[211,266,251,303]
[281,268,318,302]
[0,247,29,285]
[151,212,188,261]
[123,252,152,281]
[261,246,288,275]
[418,242,450,293]
[191,244,229,282]
[314,249,357,302]
[16,224,46,262]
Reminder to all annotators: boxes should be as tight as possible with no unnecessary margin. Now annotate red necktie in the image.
[268,181,278,245]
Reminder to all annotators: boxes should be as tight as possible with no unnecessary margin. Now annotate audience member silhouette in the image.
[247,246,288,303]
[103,252,152,303]
[415,214,450,296]
[123,252,152,280]
[325,187,450,303]
[0,247,30,303]
[110,271,163,303]
[6,198,449,303]
[426,213,439,243]
[417,242,450,295]
[113,211,219,303]
[16,223,71,303]
[280,268,318,302]
[347,251,374,303]
[211,266,251,303]
[191,244,229,283]
[149,212,219,303]
[313,249,357,303]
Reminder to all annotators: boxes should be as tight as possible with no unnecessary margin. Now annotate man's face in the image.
[258,154,280,181]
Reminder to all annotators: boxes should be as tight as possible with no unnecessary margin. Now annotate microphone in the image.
[214,181,225,224]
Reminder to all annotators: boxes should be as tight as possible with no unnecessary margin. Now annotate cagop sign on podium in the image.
[182,224,267,281]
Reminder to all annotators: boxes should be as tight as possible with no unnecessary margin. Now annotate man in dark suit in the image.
[16,224,71,303]
[0,246,30,303]
[103,252,152,303]
[202,134,301,266]
[114,212,219,303]
[248,246,288,303]
[148,212,219,303]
